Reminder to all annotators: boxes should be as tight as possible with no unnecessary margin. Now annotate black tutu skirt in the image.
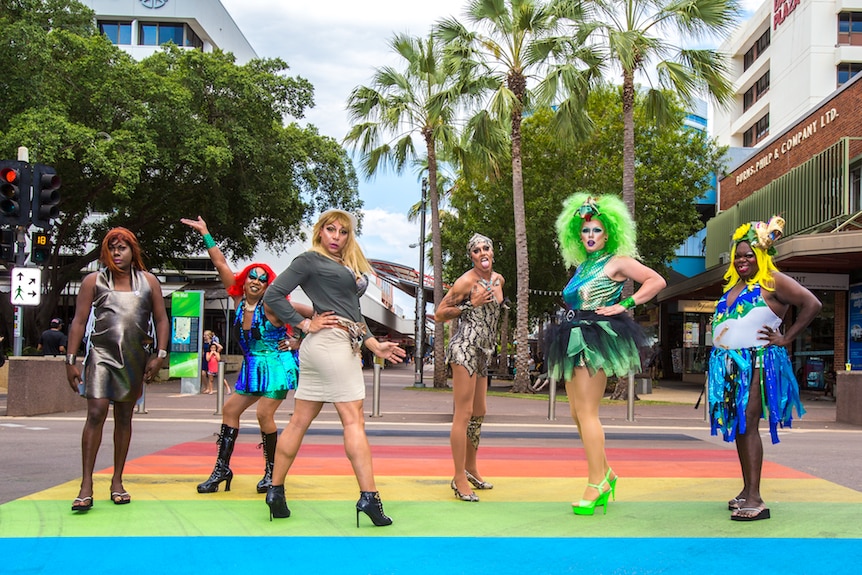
[544,310,648,382]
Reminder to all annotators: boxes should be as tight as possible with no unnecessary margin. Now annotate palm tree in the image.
[579,0,739,216]
[436,0,601,392]
[345,32,487,388]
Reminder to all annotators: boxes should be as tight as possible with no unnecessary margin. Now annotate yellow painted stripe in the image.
[23,475,862,503]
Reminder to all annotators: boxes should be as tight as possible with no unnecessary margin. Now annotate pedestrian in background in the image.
[38,318,67,356]
[65,227,170,511]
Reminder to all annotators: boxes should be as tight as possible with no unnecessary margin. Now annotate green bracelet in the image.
[620,296,636,309]
[202,233,216,249]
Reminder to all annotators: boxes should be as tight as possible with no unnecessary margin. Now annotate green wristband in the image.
[202,233,216,249]
[620,296,636,309]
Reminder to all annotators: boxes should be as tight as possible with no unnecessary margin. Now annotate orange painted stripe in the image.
[118,442,813,480]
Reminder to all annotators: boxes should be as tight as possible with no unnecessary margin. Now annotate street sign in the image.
[10,266,41,306]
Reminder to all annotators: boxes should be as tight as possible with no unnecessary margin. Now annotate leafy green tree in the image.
[0,1,360,343]
[441,86,724,351]
[345,32,489,388]
[578,0,739,217]
[437,0,602,392]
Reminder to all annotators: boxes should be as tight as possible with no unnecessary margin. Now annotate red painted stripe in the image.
[121,442,813,479]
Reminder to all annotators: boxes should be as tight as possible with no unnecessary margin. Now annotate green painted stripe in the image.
[3,500,861,539]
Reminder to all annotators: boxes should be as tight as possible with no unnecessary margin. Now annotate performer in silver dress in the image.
[435,233,505,502]
[65,228,170,512]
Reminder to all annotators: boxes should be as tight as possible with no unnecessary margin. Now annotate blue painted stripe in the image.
[3,537,859,575]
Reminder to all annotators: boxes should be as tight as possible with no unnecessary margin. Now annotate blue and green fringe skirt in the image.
[708,346,805,444]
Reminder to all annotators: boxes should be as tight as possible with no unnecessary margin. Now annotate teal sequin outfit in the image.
[545,252,646,382]
[708,284,805,444]
[234,299,298,400]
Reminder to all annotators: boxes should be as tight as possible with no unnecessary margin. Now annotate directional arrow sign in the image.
[10,267,41,306]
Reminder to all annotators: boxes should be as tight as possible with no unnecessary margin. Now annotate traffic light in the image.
[31,231,50,264]
[31,163,61,229]
[0,228,14,262]
[0,160,31,226]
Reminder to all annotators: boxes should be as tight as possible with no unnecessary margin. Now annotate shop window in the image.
[838,12,862,46]
[793,290,835,391]
[837,62,862,86]
[98,21,132,45]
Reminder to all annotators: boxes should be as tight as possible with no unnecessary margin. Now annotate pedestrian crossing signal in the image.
[31,231,50,264]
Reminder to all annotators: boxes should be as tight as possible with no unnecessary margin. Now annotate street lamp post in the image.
[413,178,428,388]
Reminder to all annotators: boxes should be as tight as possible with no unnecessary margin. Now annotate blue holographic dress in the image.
[234,298,299,400]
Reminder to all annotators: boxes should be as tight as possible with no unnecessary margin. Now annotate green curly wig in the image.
[556,192,639,267]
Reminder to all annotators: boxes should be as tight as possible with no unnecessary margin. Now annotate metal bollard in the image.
[371,363,382,417]
[214,361,225,416]
[547,377,557,420]
[136,381,148,414]
[626,372,635,422]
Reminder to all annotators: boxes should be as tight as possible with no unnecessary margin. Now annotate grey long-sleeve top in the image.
[264,251,368,339]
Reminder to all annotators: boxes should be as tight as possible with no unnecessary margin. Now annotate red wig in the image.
[227,262,277,297]
[100,227,146,274]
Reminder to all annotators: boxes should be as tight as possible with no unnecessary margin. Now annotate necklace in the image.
[244,299,258,313]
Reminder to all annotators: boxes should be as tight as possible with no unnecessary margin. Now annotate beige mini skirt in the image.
[295,325,365,403]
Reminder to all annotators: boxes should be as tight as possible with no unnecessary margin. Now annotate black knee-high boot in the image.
[197,424,238,493]
[256,431,278,494]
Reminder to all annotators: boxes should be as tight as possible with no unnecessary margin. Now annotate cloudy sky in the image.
[218,0,761,314]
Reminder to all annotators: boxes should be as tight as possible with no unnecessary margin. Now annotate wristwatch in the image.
[65,354,76,365]
[157,349,168,359]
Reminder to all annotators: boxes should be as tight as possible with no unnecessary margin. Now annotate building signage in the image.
[735,107,839,185]
[773,0,800,30]
[785,272,849,291]
[674,300,717,313]
[140,0,168,8]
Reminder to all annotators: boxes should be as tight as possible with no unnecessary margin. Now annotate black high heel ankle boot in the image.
[197,424,238,493]
[266,485,290,521]
[257,431,278,494]
[356,491,393,527]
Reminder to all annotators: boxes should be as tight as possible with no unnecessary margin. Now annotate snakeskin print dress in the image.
[445,299,502,377]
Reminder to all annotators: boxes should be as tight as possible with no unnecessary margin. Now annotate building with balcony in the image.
[714,0,862,149]
[659,70,862,384]
[80,0,256,63]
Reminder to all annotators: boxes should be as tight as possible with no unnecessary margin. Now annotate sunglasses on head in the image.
[248,269,269,283]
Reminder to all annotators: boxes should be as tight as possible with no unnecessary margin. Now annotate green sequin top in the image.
[562,252,622,310]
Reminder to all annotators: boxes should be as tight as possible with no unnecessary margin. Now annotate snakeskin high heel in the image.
[451,479,479,502]
[465,470,494,490]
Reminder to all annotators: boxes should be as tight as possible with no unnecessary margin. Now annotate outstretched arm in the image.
[181,216,236,290]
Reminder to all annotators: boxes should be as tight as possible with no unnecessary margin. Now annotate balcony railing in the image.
[706,137,862,266]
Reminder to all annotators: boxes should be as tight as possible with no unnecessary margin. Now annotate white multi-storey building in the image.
[713,0,862,148]
[80,0,256,63]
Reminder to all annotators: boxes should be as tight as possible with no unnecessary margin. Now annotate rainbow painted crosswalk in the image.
[3,435,862,573]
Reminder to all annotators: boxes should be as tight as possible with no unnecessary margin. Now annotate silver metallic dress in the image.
[83,268,155,402]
